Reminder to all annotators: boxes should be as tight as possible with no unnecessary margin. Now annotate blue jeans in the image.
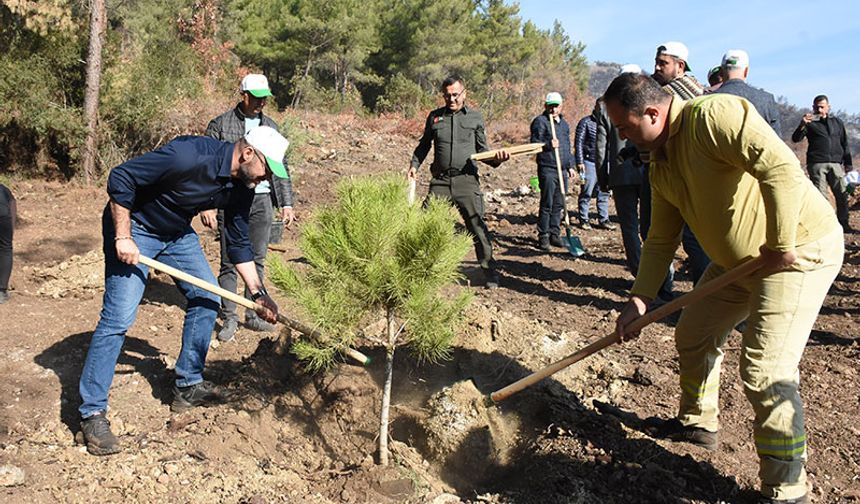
[615,183,674,301]
[536,165,569,238]
[577,160,610,224]
[79,210,220,418]
[217,193,273,323]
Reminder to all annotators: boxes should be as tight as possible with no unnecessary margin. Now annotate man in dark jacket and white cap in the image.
[203,73,296,342]
[530,92,573,251]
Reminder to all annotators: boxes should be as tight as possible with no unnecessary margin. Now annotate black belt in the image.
[443,169,464,177]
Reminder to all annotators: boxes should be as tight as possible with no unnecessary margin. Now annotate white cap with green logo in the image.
[245,126,289,179]
[545,92,563,105]
[240,74,273,98]
[721,49,749,69]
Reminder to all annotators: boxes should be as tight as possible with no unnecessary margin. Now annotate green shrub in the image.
[376,73,432,118]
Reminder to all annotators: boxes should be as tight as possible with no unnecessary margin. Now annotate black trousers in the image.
[536,165,569,238]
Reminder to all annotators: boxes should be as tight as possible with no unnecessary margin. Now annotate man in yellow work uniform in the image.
[606,73,843,504]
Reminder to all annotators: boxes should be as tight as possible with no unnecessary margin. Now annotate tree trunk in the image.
[81,0,106,185]
[291,51,316,108]
[378,307,396,465]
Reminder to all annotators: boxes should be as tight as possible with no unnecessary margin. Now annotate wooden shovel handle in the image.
[138,255,370,365]
[490,255,766,402]
[548,116,573,228]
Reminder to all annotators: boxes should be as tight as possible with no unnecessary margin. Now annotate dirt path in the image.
[0,115,858,503]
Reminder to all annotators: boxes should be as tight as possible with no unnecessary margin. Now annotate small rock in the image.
[163,463,180,476]
[513,185,530,196]
[113,417,126,436]
[430,493,463,504]
[157,474,170,485]
[0,465,25,487]
[374,478,413,498]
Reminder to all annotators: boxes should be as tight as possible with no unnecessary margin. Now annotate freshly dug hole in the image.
[421,380,520,484]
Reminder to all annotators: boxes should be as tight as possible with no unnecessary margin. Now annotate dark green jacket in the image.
[410,106,489,178]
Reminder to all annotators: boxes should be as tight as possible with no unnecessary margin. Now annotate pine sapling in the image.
[268,175,473,465]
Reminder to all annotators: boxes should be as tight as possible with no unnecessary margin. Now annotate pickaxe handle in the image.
[490,255,766,402]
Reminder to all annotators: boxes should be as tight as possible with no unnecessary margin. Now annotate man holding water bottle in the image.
[792,94,853,232]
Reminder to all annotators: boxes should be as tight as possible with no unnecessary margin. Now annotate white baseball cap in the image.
[619,63,642,75]
[545,92,563,105]
[721,49,749,69]
[657,41,692,71]
[245,126,289,178]
[240,73,273,98]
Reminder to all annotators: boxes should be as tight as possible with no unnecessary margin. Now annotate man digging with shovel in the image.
[78,126,287,455]
[607,73,842,503]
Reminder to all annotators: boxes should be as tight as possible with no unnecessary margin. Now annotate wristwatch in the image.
[250,287,269,302]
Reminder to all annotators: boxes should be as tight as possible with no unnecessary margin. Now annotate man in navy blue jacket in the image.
[78,126,287,456]
[530,92,573,251]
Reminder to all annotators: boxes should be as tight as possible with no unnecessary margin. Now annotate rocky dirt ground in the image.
[0,111,858,503]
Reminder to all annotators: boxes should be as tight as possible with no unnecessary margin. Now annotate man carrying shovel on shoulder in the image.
[78,126,287,456]
[606,73,842,504]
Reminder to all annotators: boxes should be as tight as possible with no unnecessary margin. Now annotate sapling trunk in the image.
[378,307,396,465]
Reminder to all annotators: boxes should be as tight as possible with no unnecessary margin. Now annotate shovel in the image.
[489,255,766,402]
[548,116,585,257]
[137,255,371,366]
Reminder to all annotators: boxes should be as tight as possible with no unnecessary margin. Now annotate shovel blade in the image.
[565,230,586,257]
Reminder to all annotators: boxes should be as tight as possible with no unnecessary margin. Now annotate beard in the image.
[237,160,259,189]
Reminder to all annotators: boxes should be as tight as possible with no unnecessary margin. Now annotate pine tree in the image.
[268,175,474,465]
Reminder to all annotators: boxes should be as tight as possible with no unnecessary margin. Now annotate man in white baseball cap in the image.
[240,73,273,98]
[713,49,781,134]
[651,40,711,285]
[204,73,295,341]
[78,126,289,455]
[654,41,692,85]
[529,91,574,251]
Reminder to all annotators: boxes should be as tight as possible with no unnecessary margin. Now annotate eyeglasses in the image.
[442,91,463,99]
[252,149,271,175]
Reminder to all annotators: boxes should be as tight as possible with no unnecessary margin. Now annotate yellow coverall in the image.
[632,94,844,500]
